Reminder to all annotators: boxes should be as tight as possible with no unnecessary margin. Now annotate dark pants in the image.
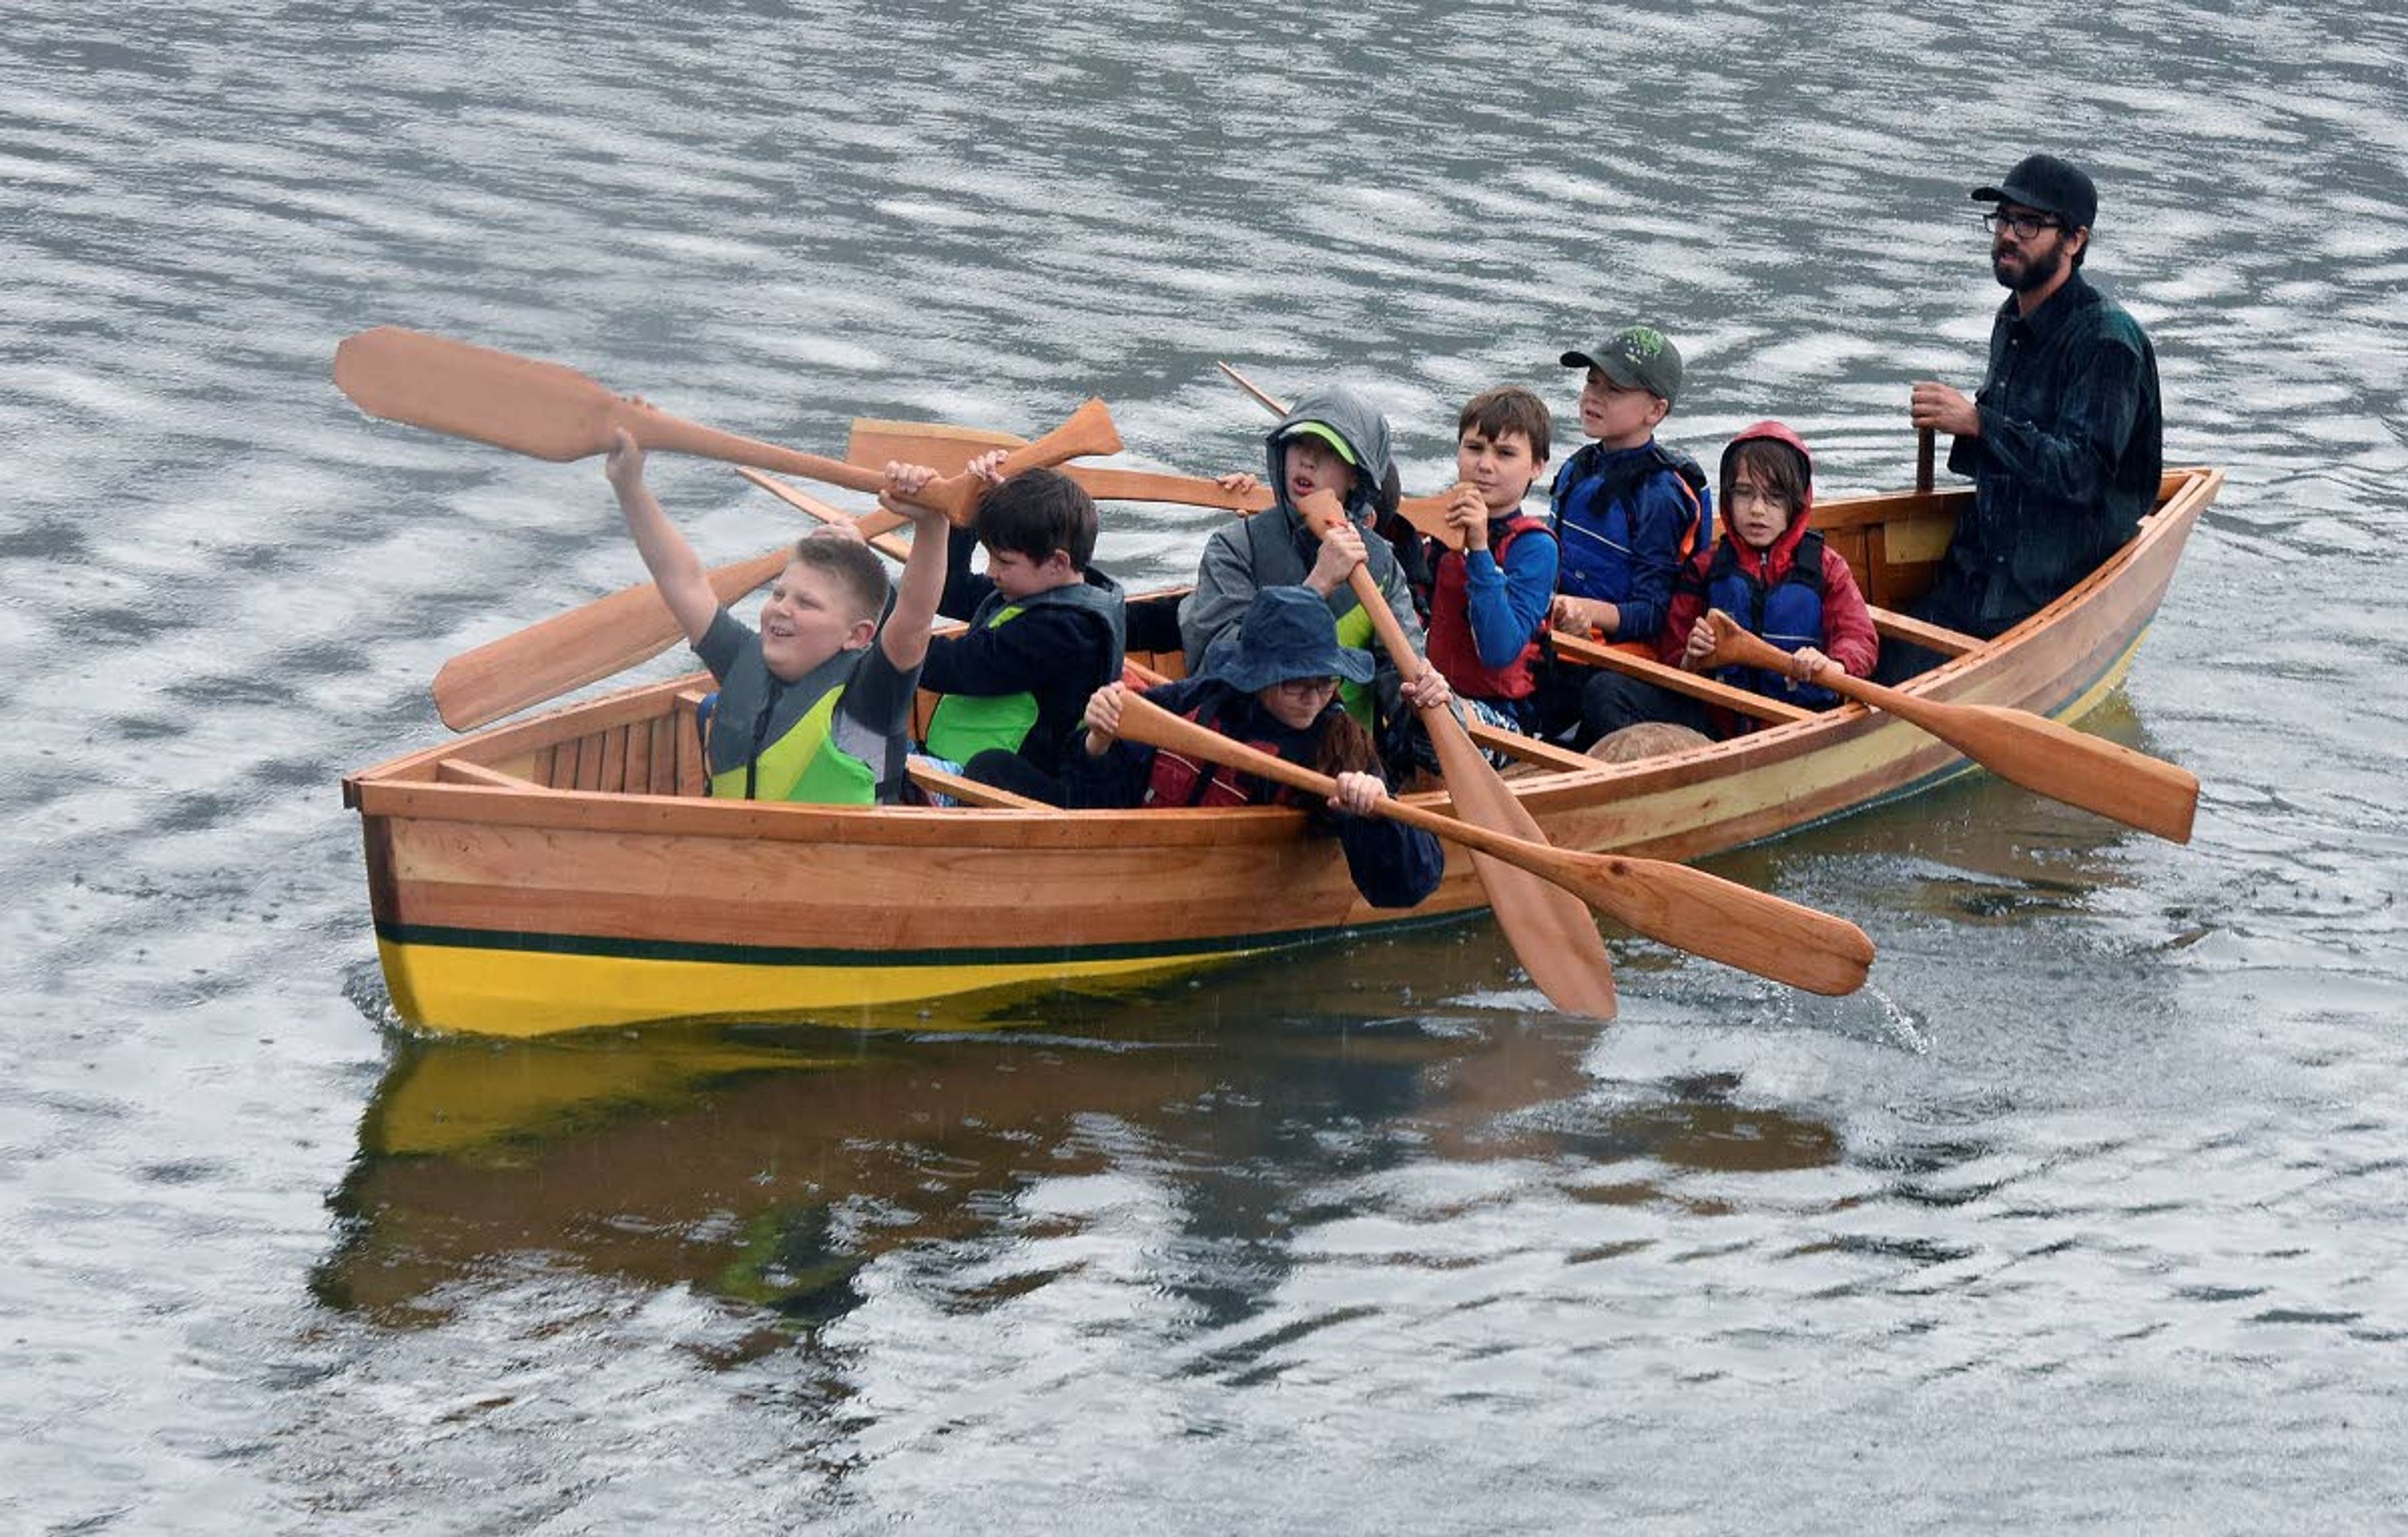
[962,748,1070,806]
[1875,578,2017,685]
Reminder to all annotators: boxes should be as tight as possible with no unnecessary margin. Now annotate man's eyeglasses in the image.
[1981,208,2061,240]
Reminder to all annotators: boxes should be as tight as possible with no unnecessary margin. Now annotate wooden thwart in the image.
[1464,720,1603,774]
[436,758,551,791]
[1548,629,1818,725]
[907,761,1050,810]
[1868,606,1979,658]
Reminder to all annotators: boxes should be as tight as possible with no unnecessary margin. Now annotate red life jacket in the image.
[1141,695,1316,809]
[1426,514,1550,700]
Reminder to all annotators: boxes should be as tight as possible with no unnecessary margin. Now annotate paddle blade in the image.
[1705,611,2204,844]
[1558,853,1874,996]
[334,326,623,462]
[432,548,786,730]
[845,418,1027,474]
[1427,721,1621,1018]
[1936,704,2200,843]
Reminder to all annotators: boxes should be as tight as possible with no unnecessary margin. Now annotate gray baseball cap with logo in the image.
[1561,325,1683,408]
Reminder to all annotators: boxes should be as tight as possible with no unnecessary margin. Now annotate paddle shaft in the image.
[1110,694,1871,996]
[844,417,1462,547]
[736,469,914,560]
[850,459,1274,542]
[1699,611,2199,842]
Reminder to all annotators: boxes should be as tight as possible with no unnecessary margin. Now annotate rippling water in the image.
[5,1,2405,1530]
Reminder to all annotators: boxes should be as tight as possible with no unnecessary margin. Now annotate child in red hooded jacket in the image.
[1585,421,1877,739]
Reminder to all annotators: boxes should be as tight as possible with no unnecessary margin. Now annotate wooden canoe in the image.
[345,467,2222,1038]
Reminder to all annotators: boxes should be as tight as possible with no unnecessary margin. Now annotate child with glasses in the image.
[1586,422,1877,739]
[1073,586,1442,909]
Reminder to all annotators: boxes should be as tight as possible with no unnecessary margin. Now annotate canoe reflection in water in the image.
[314,959,1846,1343]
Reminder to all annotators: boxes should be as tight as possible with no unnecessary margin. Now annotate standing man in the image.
[1895,154,2162,676]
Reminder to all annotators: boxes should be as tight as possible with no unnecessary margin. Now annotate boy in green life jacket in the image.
[605,427,949,805]
[884,455,1127,806]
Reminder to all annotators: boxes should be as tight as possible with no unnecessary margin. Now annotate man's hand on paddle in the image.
[1909,380,1980,439]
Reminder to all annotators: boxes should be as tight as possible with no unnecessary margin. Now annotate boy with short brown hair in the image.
[605,428,949,805]
[1425,386,1560,734]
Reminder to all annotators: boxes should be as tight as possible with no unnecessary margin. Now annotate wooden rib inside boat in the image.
[346,467,2222,1038]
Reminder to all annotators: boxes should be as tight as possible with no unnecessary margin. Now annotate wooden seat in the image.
[907,761,1050,810]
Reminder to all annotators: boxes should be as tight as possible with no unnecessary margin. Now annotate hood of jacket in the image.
[1264,386,1396,526]
[1720,419,1816,581]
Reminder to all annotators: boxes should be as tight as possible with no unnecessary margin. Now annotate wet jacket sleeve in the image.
[1613,480,1693,643]
[1958,325,2151,512]
[1465,532,1560,668]
[1818,546,1880,679]
[937,528,994,622]
[1177,523,1257,673]
[1060,734,1151,808]
[1656,553,1711,667]
[1333,814,1444,909]
[1059,677,1209,808]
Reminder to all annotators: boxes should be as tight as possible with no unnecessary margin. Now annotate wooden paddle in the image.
[332,325,1120,525]
[1292,489,1619,1016]
[736,469,914,560]
[1217,360,1287,415]
[845,415,1465,547]
[1110,692,1872,996]
[433,547,788,731]
[1696,610,2199,842]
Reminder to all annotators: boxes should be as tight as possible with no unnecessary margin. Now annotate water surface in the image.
[4,1,2405,1529]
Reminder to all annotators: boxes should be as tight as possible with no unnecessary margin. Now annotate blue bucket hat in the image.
[1201,587,1376,694]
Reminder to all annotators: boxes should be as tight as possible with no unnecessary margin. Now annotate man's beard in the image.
[1992,239,2066,294]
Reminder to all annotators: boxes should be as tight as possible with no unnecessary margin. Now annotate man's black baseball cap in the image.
[1972,154,2098,230]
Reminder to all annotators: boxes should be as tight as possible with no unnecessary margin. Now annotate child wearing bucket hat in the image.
[1073,587,1443,909]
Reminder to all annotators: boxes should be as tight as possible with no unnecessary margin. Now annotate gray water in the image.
[6,1,2406,1530]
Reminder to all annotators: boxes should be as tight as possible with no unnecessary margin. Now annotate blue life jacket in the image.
[1697,530,1838,709]
[1549,441,1712,603]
